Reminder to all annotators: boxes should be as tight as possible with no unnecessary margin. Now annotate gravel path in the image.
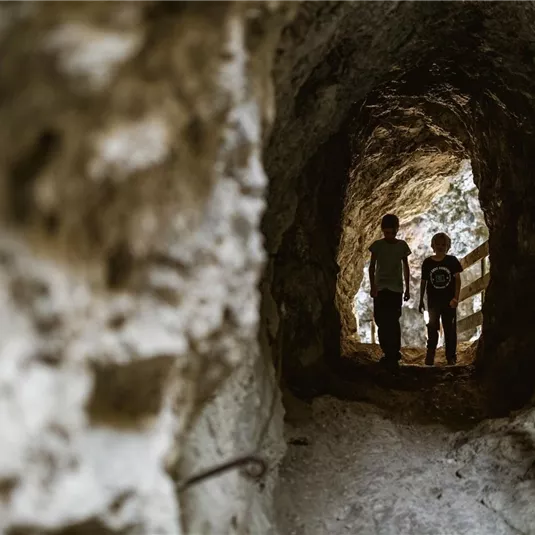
[276,395,533,535]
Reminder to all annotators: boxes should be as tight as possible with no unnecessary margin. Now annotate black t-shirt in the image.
[422,255,463,306]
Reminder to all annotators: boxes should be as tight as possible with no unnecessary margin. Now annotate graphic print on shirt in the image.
[429,265,452,289]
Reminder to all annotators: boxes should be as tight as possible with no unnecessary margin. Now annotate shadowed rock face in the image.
[265,1,535,414]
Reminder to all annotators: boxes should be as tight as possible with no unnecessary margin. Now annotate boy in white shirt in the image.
[368,214,411,370]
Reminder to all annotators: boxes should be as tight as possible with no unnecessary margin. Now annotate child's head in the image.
[381,214,399,240]
[431,232,451,255]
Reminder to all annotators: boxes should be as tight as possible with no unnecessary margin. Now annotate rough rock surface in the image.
[277,396,535,535]
[0,3,291,534]
[265,2,535,414]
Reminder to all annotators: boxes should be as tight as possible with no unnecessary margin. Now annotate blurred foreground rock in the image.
[0,3,291,534]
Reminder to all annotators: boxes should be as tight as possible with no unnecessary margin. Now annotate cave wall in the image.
[0,3,292,534]
[270,129,351,394]
[470,88,535,413]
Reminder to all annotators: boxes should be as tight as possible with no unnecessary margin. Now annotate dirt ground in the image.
[326,342,485,426]
[275,343,534,535]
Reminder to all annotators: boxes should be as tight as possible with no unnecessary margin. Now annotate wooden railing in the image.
[457,240,489,333]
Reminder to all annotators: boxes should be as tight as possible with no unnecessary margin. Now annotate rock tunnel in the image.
[266,1,535,416]
[2,2,535,534]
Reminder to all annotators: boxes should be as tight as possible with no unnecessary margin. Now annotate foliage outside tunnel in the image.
[354,160,489,348]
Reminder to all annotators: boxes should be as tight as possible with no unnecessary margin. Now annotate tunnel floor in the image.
[276,343,528,534]
[275,395,521,535]
[329,342,484,425]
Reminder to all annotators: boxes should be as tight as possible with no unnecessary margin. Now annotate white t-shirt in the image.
[369,238,411,293]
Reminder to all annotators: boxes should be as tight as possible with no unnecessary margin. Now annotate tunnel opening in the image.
[351,159,489,362]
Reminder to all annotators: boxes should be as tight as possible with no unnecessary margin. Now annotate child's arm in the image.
[419,280,426,312]
[369,252,377,297]
[402,257,410,301]
[450,272,461,308]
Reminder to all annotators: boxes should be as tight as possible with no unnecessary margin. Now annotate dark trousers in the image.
[373,289,402,360]
[427,304,457,360]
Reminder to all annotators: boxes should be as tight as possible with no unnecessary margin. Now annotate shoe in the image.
[446,357,457,366]
[425,351,435,366]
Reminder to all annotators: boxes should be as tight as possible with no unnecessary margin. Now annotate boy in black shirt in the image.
[419,232,463,366]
